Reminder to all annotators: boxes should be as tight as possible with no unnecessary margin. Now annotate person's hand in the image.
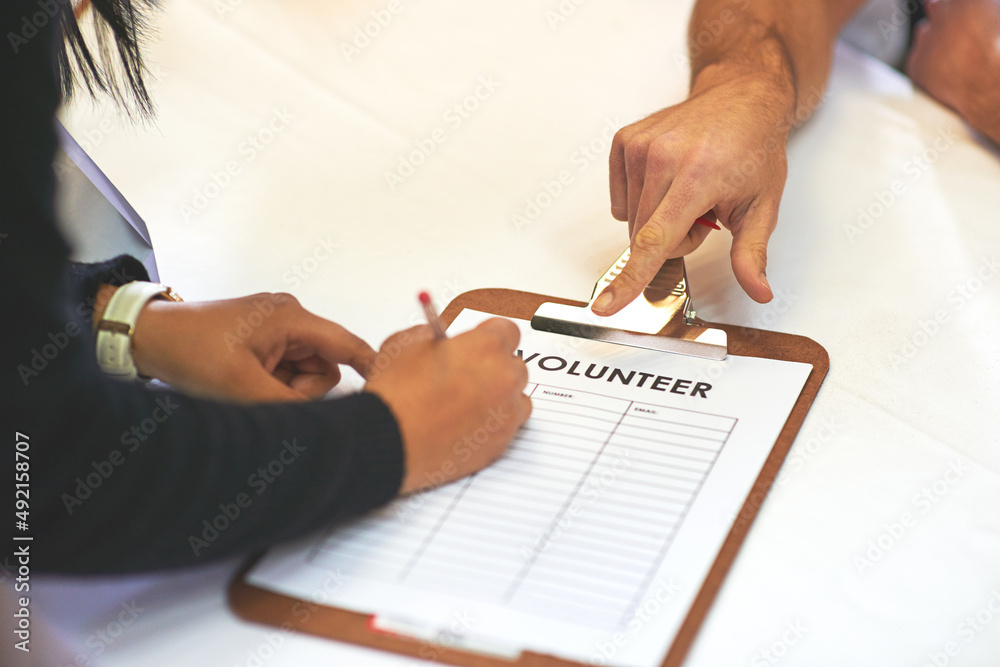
[908,0,1000,145]
[596,68,796,315]
[129,292,376,403]
[364,319,531,494]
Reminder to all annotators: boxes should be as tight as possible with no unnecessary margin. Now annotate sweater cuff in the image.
[65,254,150,325]
[324,391,407,516]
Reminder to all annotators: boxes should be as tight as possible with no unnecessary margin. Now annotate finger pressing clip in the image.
[531,250,728,360]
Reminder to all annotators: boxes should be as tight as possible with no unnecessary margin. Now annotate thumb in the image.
[223,361,308,403]
[729,201,778,303]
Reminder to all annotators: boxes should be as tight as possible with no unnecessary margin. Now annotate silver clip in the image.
[531,249,728,360]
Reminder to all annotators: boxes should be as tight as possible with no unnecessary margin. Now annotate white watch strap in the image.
[95,282,177,381]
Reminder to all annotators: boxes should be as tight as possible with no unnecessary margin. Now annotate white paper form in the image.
[248,310,814,667]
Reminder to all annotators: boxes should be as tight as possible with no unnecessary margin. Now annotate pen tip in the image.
[418,291,431,305]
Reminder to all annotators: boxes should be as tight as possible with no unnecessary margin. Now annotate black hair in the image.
[57,0,157,117]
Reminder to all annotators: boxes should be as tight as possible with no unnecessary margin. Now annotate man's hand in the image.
[130,292,376,403]
[364,319,531,494]
[908,0,1000,145]
[598,70,793,315]
[595,0,868,316]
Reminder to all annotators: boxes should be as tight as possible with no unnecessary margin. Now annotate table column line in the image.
[617,418,737,625]
[394,385,542,582]
[397,475,476,584]
[501,388,634,604]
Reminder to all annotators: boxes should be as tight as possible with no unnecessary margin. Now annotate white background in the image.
[11,0,1000,665]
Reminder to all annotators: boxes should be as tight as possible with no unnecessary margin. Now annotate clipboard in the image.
[229,253,829,667]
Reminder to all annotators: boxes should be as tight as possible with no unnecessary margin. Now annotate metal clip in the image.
[531,249,728,360]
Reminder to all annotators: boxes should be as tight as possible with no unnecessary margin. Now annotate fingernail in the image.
[759,272,771,292]
[592,290,614,315]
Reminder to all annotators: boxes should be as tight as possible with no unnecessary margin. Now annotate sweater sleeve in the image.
[0,1,406,574]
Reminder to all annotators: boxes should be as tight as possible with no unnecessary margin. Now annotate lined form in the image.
[248,310,813,667]
[306,384,735,630]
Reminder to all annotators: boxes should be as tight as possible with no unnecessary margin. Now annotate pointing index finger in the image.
[595,192,718,316]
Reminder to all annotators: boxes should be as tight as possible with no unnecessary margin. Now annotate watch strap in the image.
[95,282,181,381]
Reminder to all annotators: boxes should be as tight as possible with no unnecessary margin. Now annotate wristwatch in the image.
[95,281,183,381]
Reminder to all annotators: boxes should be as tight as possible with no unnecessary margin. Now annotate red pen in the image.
[695,216,721,230]
[418,291,447,340]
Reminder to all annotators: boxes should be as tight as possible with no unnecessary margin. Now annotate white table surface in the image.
[17,0,1000,665]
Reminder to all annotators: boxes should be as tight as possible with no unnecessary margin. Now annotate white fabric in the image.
[841,0,914,68]
[31,1,1000,666]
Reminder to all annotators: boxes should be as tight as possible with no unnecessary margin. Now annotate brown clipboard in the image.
[229,287,829,667]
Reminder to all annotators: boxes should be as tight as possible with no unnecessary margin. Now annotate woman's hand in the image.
[108,285,533,494]
[364,319,532,494]
[129,292,376,403]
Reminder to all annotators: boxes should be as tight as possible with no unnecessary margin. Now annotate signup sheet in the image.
[247,309,813,667]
